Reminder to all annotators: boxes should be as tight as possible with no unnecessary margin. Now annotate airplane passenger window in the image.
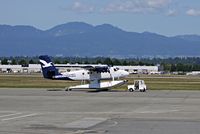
[87,72,92,74]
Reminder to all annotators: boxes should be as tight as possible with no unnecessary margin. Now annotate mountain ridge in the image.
[0,22,200,57]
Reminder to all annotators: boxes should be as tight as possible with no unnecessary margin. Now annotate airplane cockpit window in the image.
[114,68,119,71]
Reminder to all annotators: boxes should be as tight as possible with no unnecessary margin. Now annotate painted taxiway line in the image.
[1,113,38,121]
[0,113,22,118]
[40,110,180,115]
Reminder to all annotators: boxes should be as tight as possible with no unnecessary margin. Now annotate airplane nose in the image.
[122,70,129,76]
[125,71,130,76]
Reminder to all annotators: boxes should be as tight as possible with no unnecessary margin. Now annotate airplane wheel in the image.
[129,88,134,92]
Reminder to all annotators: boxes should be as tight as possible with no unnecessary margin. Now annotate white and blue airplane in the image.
[39,55,129,91]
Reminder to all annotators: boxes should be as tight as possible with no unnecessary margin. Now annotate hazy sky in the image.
[0,0,200,36]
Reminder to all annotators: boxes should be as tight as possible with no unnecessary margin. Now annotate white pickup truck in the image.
[127,80,147,92]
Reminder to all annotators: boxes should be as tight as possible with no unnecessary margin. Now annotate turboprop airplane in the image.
[39,55,129,91]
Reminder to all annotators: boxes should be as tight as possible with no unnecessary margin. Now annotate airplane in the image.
[39,55,129,91]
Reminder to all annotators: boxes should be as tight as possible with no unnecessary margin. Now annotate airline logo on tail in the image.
[39,59,53,68]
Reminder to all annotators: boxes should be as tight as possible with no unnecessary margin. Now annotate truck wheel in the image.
[143,88,146,92]
[129,88,134,92]
[65,88,72,91]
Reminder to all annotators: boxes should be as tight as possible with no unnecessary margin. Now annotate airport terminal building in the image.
[0,64,160,74]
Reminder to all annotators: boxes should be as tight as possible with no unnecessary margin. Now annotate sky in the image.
[0,0,200,36]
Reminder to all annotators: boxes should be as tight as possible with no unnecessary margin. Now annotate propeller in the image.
[108,67,115,81]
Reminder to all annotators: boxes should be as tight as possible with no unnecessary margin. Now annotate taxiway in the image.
[0,88,200,134]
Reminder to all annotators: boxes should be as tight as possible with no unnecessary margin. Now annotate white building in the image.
[115,66,159,74]
[0,64,41,73]
[186,71,200,76]
[0,64,159,74]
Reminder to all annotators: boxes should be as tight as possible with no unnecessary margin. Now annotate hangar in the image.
[0,64,41,73]
[115,65,159,74]
[0,64,159,74]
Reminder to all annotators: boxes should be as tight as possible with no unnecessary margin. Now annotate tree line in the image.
[1,56,200,72]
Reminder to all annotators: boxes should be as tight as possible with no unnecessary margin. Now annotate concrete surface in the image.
[0,88,200,134]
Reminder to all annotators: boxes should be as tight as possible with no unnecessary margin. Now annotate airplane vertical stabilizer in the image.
[39,55,60,79]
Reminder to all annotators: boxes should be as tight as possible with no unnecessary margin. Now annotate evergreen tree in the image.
[112,59,121,65]
[19,59,28,66]
[29,59,35,64]
[11,59,17,65]
[1,58,8,65]
[104,58,113,66]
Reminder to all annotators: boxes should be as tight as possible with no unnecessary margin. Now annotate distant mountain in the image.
[46,22,94,36]
[0,22,200,57]
[175,35,200,42]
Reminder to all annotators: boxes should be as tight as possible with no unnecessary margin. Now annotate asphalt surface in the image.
[0,88,200,134]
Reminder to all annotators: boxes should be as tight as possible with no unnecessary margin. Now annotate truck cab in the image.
[127,80,147,92]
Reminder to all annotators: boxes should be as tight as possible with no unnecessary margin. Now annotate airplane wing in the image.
[55,65,110,73]
[82,65,109,73]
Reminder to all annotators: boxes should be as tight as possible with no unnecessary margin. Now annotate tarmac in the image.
[0,88,200,134]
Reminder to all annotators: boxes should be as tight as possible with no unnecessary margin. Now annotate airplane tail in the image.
[39,55,60,79]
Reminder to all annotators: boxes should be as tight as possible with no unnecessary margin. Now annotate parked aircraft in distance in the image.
[39,55,129,91]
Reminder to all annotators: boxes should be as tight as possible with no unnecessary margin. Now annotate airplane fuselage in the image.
[61,67,129,81]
